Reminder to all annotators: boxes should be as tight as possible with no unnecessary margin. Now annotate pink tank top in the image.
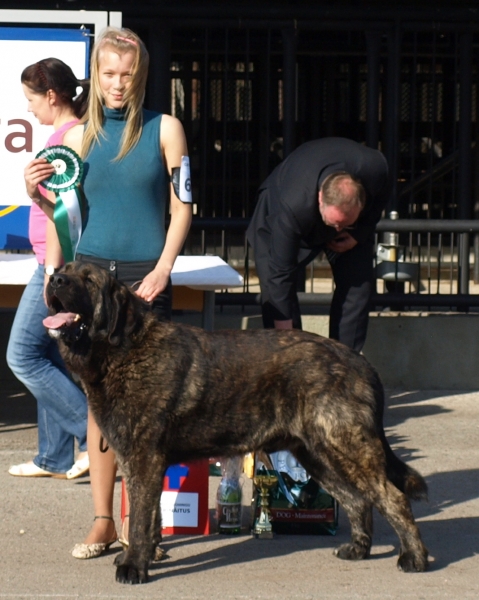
[29,120,79,264]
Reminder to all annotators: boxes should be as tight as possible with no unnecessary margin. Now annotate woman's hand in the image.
[24,158,54,202]
[135,267,170,303]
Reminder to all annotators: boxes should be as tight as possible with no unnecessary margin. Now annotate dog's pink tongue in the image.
[43,312,78,330]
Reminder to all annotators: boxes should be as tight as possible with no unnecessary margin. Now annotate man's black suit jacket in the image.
[246,137,390,322]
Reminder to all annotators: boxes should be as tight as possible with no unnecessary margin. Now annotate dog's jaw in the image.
[44,312,88,342]
[44,276,91,343]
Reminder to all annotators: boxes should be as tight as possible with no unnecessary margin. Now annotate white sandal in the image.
[66,455,90,480]
[8,461,66,479]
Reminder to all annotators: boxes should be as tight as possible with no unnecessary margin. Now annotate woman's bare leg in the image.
[121,487,130,544]
[81,410,118,544]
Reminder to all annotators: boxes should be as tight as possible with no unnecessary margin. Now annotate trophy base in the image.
[254,529,274,539]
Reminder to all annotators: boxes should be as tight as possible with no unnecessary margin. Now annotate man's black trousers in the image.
[257,241,375,353]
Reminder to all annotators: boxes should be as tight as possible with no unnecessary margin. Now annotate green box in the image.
[253,451,338,535]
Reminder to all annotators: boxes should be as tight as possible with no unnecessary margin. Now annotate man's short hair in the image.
[320,172,366,211]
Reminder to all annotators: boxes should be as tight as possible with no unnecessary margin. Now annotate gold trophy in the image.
[252,474,278,539]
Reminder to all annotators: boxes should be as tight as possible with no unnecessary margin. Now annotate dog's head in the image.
[43,261,146,350]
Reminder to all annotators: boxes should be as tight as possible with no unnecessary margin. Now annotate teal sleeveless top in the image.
[77,107,168,261]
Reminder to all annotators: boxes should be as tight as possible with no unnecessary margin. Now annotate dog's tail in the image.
[371,372,428,502]
[382,438,428,501]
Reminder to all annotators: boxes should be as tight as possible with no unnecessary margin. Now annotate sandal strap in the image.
[93,515,114,521]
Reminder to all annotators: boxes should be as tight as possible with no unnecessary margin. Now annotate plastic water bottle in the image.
[216,456,243,534]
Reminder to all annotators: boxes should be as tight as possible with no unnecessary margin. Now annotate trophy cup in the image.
[252,474,278,539]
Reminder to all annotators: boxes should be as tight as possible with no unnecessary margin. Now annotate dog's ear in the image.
[108,283,143,346]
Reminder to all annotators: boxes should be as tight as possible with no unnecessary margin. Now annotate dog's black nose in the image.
[49,273,69,289]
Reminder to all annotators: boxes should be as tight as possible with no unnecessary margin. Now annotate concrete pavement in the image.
[0,304,478,598]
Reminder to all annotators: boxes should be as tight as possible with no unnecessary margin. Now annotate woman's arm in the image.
[136,114,192,303]
[62,124,84,155]
[43,217,63,304]
[25,123,84,219]
[43,123,84,301]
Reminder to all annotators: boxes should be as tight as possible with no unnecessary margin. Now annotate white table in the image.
[0,254,244,331]
[171,255,243,330]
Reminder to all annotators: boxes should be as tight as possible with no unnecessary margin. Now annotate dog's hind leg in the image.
[326,442,428,571]
[298,444,427,572]
[367,479,428,573]
[292,447,373,561]
[114,462,165,585]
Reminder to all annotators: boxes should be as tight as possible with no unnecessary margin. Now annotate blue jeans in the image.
[6,264,88,473]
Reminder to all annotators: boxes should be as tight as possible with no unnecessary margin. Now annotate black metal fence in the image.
[124,6,479,312]
[182,217,479,311]
[130,8,479,225]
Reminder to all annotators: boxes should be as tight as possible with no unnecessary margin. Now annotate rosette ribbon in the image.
[35,145,85,263]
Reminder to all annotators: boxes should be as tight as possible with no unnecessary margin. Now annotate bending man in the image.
[247,137,389,352]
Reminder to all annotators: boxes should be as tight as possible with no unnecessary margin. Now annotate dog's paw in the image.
[397,550,428,573]
[113,550,126,566]
[153,545,168,562]
[115,564,149,585]
[333,542,370,561]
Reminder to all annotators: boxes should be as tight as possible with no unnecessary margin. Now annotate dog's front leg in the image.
[115,462,165,584]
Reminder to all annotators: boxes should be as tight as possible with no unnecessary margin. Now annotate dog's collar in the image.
[63,321,88,343]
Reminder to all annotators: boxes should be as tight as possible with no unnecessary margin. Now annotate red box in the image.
[121,460,210,535]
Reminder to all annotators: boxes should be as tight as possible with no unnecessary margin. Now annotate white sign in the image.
[160,492,199,528]
[0,27,89,249]
[1,39,87,193]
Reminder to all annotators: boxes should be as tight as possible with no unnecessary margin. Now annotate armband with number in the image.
[170,156,192,203]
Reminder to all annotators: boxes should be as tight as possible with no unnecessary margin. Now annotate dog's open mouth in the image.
[43,295,84,339]
[43,311,81,332]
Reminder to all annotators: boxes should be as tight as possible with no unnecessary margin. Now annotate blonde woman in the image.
[46,27,192,558]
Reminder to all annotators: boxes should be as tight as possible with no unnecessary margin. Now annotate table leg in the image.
[202,290,215,332]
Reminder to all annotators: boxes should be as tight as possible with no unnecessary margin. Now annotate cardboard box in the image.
[253,451,338,535]
[121,459,210,535]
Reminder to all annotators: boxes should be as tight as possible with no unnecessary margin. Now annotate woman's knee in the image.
[6,336,26,376]
[6,334,45,382]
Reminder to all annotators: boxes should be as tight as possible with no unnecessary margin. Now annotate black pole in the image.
[258,30,271,185]
[281,24,297,159]
[199,29,209,218]
[365,31,382,150]
[458,32,473,294]
[458,32,472,220]
[147,24,171,114]
[384,22,401,212]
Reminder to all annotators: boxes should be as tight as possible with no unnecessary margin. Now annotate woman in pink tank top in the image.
[7,59,90,480]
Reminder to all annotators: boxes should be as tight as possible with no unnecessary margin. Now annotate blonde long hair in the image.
[81,27,149,161]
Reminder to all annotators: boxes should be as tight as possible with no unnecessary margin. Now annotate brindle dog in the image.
[44,261,428,584]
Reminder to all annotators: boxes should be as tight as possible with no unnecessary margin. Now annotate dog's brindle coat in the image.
[44,262,428,584]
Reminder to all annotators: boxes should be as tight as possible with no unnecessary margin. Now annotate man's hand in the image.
[326,231,358,253]
[274,319,293,330]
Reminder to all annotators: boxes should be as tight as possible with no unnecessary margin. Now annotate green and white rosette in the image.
[36,145,85,263]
